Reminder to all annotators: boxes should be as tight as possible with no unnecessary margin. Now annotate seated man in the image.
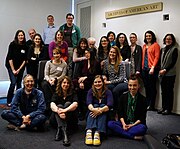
[1,74,46,131]
[108,74,147,140]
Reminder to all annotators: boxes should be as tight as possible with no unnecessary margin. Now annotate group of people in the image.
[1,12,178,147]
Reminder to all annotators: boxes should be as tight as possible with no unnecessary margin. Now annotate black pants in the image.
[161,75,176,112]
[41,80,56,117]
[142,68,158,108]
[50,102,78,130]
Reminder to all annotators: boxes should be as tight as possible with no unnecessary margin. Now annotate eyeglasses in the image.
[101,40,107,42]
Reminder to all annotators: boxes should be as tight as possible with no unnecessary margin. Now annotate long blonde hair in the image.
[108,46,122,73]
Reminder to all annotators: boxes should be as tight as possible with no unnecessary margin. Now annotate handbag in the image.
[162,134,180,149]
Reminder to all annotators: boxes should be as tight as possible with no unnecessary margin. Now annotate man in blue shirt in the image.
[43,15,58,45]
[1,74,46,131]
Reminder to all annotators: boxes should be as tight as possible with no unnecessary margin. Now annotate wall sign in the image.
[105,2,163,19]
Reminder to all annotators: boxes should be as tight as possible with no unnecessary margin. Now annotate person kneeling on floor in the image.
[108,74,147,140]
[1,74,46,131]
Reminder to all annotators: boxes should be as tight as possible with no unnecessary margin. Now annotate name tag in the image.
[21,49,25,53]
[57,67,62,71]
[31,57,36,60]
[72,30,76,33]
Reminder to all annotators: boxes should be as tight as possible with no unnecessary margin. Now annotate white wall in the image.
[75,0,180,114]
[0,0,72,81]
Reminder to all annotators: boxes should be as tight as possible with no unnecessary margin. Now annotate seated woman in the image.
[103,46,128,111]
[41,48,67,117]
[73,48,101,120]
[73,38,88,62]
[85,75,113,146]
[50,76,78,146]
[1,74,46,131]
[48,30,68,62]
[27,33,49,86]
[97,36,111,69]
[108,74,147,140]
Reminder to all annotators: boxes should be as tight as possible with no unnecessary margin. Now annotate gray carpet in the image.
[0,108,179,149]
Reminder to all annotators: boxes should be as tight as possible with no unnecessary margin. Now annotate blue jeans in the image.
[1,110,46,129]
[86,104,108,133]
[7,68,24,104]
[108,121,147,139]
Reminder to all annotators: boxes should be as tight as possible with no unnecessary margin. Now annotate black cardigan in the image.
[118,91,147,125]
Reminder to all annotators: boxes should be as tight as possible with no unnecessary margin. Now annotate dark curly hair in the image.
[163,33,176,46]
[56,76,73,97]
[144,30,156,44]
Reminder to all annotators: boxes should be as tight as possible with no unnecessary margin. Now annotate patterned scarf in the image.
[126,92,138,124]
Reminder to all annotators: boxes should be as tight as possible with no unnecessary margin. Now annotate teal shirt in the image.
[60,23,81,48]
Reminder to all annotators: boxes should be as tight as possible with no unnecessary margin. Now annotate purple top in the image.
[48,41,68,62]
[86,88,113,108]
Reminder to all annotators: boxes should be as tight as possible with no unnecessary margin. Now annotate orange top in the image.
[142,42,160,69]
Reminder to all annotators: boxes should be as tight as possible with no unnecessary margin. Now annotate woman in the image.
[103,46,128,111]
[41,48,67,117]
[5,30,28,106]
[71,38,88,79]
[108,74,147,140]
[73,38,88,62]
[27,33,49,86]
[85,75,113,146]
[48,30,68,62]
[73,48,101,120]
[129,33,142,75]
[158,34,178,115]
[50,76,78,146]
[107,31,116,47]
[116,33,131,61]
[142,30,160,111]
[97,36,111,68]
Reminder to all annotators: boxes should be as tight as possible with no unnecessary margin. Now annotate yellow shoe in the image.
[93,132,101,146]
[85,131,93,145]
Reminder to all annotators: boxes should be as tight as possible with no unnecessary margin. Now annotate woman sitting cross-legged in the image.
[85,75,113,146]
[108,74,147,140]
[50,76,78,146]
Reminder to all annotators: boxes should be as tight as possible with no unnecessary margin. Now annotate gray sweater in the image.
[44,60,67,81]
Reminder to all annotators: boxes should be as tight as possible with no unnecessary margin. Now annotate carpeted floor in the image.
[0,98,179,149]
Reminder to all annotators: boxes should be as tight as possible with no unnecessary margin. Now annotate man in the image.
[87,37,97,57]
[60,13,81,49]
[129,33,142,75]
[43,15,58,45]
[59,13,81,77]
[1,74,46,131]
[26,28,36,48]
[108,74,147,140]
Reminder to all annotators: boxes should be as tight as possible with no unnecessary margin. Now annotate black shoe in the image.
[55,127,62,141]
[147,106,156,111]
[162,110,170,115]
[157,108,164,114]
[62,127,70,146]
